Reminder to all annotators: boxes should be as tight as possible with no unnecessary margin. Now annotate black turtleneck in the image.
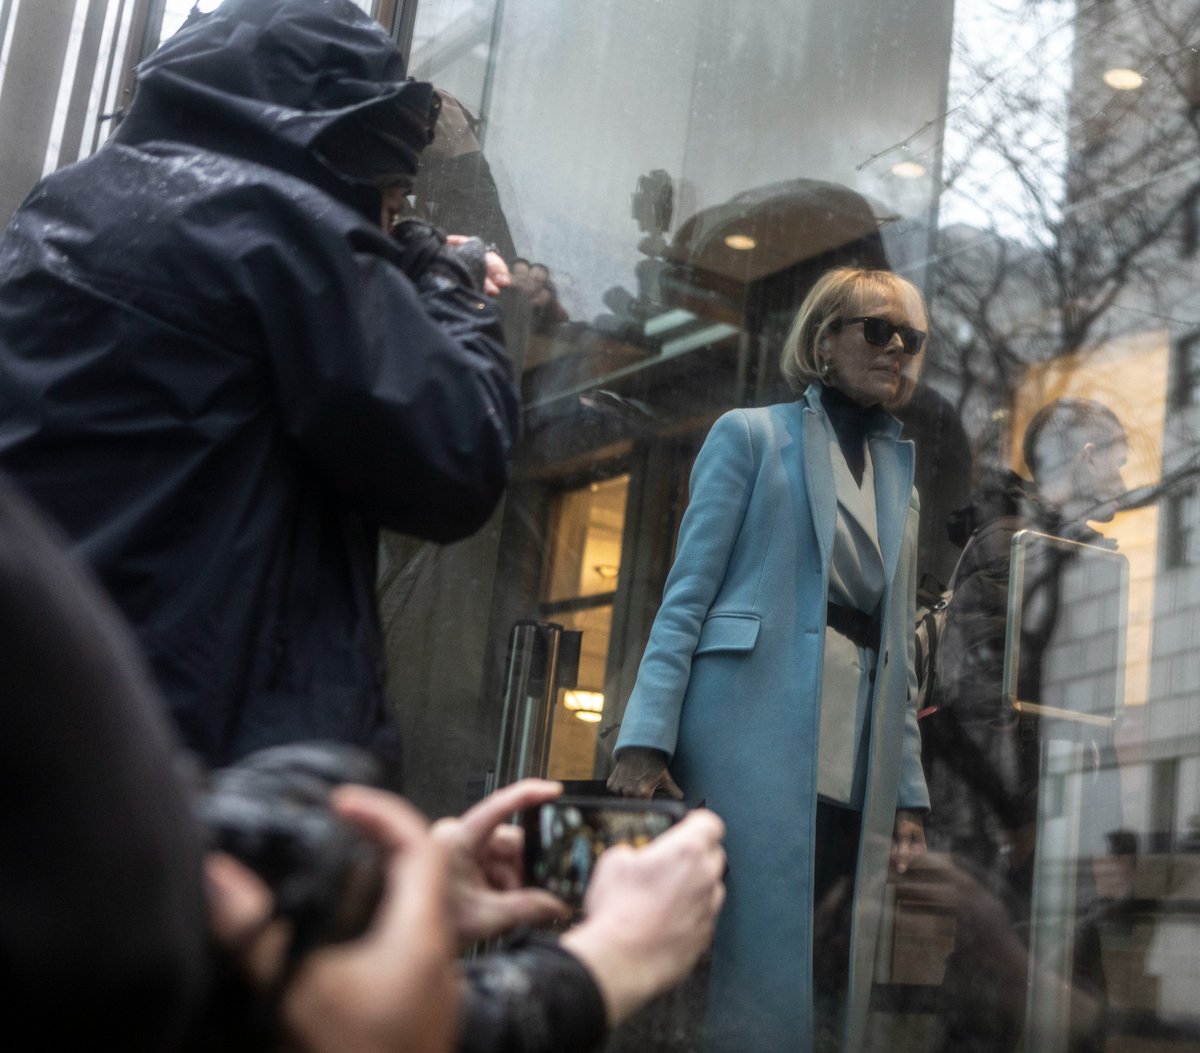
[819,383,884,486]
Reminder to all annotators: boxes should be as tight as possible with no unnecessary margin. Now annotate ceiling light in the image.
[891,161,927,179]
[563,689,604,722]
[1103,68,1144,90]
[724,234,756,251]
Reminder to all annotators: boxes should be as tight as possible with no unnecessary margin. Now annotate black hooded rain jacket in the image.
[0,0,519,765]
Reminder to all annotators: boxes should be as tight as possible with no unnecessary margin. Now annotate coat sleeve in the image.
[615,410,757,760]
[897,490,931,811]
[459,938,607,1053]
[249,220,519,544]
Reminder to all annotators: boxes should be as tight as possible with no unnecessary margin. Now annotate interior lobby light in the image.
[891,160,927,179]
[1103,67,1144,90]
[564,689,604,722]
[593,563,619,580]
[724,233,757,251]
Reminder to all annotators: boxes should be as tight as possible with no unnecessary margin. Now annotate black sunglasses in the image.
[833,316,926,356]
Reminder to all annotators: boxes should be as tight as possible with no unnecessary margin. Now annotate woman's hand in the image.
[606,747,683,800]
[891,808,927,875]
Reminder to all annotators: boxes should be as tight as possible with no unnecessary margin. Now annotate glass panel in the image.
[9,0,1200,1049]
[543,474,629,603]
[159,1,376,46]
[546,604,613,780]
[398,0,1200,1047]
[160,0,222,42]
[407,0,501,117]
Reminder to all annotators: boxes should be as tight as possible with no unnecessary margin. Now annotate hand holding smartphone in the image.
[522,795,688,908]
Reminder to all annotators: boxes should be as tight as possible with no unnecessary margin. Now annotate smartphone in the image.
[523,795,687,908]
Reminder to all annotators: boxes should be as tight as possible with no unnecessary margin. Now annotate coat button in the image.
[883,650,889,667]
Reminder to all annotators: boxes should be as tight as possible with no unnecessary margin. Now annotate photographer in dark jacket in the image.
[0,470,725,1053]
[0,0,518,769]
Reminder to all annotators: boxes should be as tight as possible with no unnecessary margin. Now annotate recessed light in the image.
[564,690,604,720]
[1103,67,1144,90]
[724,234,756,251]
[891,161,927,179]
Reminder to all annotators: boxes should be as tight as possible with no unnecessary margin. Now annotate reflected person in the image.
[924,397,1128,1053]
[609,267,931,1052]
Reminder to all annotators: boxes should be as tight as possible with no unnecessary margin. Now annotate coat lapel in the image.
[869,429,914,586]
[801,389,836,569]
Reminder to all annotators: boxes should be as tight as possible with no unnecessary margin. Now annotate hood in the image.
[946,468,1035,548]
[946,466,1105,548]
[113,0,439,217]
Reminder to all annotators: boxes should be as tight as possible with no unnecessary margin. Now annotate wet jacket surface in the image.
[0,0,518,765]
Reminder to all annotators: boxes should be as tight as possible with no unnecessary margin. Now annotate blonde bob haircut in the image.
[779,267,928,408]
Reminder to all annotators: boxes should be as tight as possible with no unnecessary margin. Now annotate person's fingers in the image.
[657,808,725,849]
[628,777,657,800]
[368,827,454,959]
[205,853,294,990]
[205,852,274,945]
[330,784,432,853]
[605,770,628,795]
[659,770,685,800]
[482,888,571,931]
[484,251,510,289]
[479,825,524,890]
[451,779,562,847]
[328,786,455,956]
[712,877,727,914]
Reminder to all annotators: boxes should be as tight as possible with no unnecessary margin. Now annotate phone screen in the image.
[523,795,686,907]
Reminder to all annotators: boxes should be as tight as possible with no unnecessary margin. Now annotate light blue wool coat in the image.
[615,386,929,1052]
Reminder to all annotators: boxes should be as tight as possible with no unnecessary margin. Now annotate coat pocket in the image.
[694,612,761,655]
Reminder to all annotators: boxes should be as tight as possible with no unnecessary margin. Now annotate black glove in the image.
[192,742,387,966]
[391,219,488,292]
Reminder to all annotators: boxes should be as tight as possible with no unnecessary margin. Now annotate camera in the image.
[523,795,687,908]
[191,742,387,964]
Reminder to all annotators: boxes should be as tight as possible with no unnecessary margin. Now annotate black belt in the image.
[826,601,881,653]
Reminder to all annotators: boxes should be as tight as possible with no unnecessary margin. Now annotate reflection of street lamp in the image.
[564,689,604,723]
[891,160,927,179]
[1103,67,1144,91]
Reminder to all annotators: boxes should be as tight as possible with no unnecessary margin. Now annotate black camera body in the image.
[194,742,387,964]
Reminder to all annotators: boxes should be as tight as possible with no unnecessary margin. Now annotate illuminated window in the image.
[1165,488,1200,569]
[1170,330,1200,409]
[540,475,629,779]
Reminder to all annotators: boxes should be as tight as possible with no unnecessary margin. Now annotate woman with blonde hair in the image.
[610,267,931,1052]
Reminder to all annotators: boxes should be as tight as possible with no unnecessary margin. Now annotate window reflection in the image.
[6,0,1200,1047]
[541,475,628,779]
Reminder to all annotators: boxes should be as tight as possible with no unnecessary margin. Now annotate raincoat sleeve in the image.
[251,218,519,544]
[460,938,608,1053]
[615,410,758,759]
